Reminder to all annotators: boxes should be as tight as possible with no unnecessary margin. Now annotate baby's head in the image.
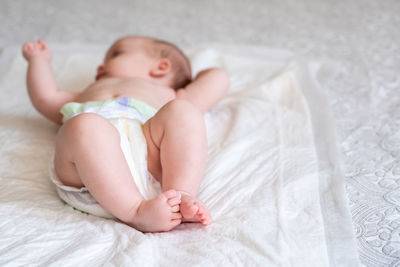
[96,36,192,89]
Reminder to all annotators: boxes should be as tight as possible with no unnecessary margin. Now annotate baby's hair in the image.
[149,39,192,89]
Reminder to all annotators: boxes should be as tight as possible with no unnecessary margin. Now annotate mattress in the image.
[1,0,399,266]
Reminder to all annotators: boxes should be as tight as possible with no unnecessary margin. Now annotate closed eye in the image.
[111,51,121,58]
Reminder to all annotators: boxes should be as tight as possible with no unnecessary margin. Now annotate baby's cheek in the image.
[106,62,127,77]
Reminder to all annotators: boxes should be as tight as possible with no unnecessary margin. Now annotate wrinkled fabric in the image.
[0,46,358,266]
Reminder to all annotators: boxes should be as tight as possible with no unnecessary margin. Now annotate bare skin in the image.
[22,37,229,232]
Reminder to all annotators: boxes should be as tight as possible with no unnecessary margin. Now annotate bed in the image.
[1,0,399,266]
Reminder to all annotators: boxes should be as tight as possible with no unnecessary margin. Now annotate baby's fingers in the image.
[22,42,35,59]
[23,42,33,52]
[22,40,52,62]
[38,40,47,50]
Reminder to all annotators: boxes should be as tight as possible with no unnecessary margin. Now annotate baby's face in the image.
[96,37,155,80]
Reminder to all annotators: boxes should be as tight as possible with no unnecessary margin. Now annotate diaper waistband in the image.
[60,97,157,123]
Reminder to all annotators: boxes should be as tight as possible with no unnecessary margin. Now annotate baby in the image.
[22,36,229,232]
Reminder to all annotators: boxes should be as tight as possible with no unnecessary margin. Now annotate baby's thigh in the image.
[141,100,205,181]
[146,99,203,141]
[54,113,118,187]
[140,100,193,169]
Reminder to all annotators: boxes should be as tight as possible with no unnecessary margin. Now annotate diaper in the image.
[49,97,161,219]
[60,97,157,123]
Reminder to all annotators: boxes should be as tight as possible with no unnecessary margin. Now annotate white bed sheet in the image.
[0,45,358,266]
[2,0,400,265]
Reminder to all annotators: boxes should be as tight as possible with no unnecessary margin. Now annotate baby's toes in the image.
[170,204,180,212]
[171,212,182,220]
[167,216,182,231]
[160,189,179,202]
[197,204,211,225]
[167,211,182,229]
[162,189,179,199]
[181,201,198,219]
[167,195,181,207]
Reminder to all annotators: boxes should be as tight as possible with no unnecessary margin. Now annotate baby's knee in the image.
[164,99,203,123]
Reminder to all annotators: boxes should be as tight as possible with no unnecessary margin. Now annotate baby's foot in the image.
[179,191,211,225]
[22,40,52,62]
[131,189,182,232]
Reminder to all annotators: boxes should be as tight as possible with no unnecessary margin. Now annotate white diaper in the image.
[49,116,161,219]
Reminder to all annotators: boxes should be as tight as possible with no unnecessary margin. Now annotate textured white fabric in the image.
[2,1,400,265]
[0,45,358,266]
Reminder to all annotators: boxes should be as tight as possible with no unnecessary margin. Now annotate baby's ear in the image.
[150,59,172,77]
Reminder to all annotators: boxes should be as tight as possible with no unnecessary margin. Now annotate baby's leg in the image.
[54,113,181,232]
[142,99,211,225]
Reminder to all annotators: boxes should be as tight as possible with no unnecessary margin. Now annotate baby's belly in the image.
[76,89,172,110]
[76,78,177,109]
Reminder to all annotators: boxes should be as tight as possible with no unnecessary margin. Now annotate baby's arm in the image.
[23,40,79,125]
[176,68,229,112]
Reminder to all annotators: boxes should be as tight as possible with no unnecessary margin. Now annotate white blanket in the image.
[0,45,359,266]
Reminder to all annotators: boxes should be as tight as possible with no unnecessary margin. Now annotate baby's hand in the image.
[22,40,52,62]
